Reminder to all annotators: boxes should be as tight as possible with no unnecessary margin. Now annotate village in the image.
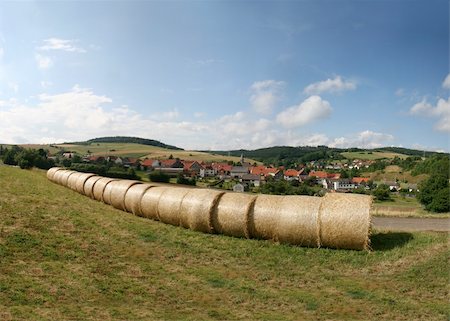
[73,152,408,194]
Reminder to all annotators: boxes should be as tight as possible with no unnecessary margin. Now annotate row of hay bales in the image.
[47,167,372,250]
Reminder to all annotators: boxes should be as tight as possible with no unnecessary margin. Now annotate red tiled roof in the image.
[284,169,301,177]
[352,177,370,184]
[141,159,157,167]
[308,171,328,179]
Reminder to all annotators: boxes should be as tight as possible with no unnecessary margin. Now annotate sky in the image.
[0,0,449,151]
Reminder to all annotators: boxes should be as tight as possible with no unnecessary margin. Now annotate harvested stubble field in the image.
[0,166,448,320]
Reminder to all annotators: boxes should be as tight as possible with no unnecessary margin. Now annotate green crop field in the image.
[341,151,409,160]
[0,165,448,320]
[55,142,260,163]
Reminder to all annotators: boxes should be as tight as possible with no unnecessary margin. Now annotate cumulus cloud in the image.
[0,47,3,60]
[38,38,86,53]
[304,76,356,95]
[409,97,450,132]
[443,73,450,90]
[35,54,53,69]
[276,95,332,128]
[329,130,394,149]
[249,80,285,114]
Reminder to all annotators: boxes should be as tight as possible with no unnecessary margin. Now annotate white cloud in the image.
[442,73,450,90]
[329,130,394,149]
[276,95,332,128]
[304,76,356,95]
[194,112,205,118]
[38,38,86,53]
[40,81,53,89]
[35,54,53,69]
[249,80,285,114]
[409,97,450,132]
[0,47,4,60]
[8,82,18,93]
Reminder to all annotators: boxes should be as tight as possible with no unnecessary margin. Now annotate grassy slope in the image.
[56,143,260,163]
[0,166,449,320]
[341,151,409,160]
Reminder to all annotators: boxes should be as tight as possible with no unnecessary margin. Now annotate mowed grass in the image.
[341,151,409,160]
[56,142,260,163]
[0,166,449,320]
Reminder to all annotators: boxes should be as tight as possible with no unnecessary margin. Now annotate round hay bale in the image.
[75,173,97,195]
[51,169,66,184]
[157,188,191,226]
[108,180,143,211]
[141,186,170,220]
[67,172,83,191]
[84,176,103,199]
[59,170,76,187]
[124,183,155,216]
[250,195,322,247]
[319,193,372,250]
[92,177,117,202]
[179,189,225,233]
[212,192,256,238]
[47,167,63,181]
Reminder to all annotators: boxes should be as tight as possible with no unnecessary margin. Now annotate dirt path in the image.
[372,216,450,232]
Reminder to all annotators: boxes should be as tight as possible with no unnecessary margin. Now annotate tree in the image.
[176,173,196,186]
[372,184,390,201]
[148,171,170,183]
[418,175,449,213]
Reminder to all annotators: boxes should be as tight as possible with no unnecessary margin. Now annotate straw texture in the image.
[59,170,76,187]
[140,187,170,220]
[157,188,190,226]
[84,176,103,199]
[319,193,372,250]
[92,178,117,202]
[124,184,155,216]
[179,189,225,233]
[67,172,83,191]
[47,167,62,181]
[75,173,97,195]
[212,193,256,238]
[250,195,328,247]
[108,180,142,211]
[51,169,65,184]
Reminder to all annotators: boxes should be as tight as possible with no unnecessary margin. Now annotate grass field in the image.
[362,165,429,185]
[0,165,449,320]
[341,151,409,160]
[55,143,260,163]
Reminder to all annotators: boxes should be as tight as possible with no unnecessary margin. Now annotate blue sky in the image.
[0,1,448,151]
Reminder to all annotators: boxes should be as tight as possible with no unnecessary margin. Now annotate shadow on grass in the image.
[371,232,414,251]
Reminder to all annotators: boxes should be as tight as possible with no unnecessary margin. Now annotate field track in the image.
[373,217,450,232]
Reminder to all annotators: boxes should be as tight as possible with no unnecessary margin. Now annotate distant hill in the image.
[66,136,183,151]
[208,146,448,166]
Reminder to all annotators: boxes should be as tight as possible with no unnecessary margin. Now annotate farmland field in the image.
[0,165,449,320]
[54,142,260,163]
[341,151,409,160]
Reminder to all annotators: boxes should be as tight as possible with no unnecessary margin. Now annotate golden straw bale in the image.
[92,178,117,202]
[59,170,76,186]
[124,183,155,216]
[47,167,62,181]
[319,193,372,250]
[51,169,65,184]
[140,186,170,220]
[157,188,191,226]
[250,195,322,246]
[84,176,103,199]
[179,189,225,233]
[75,173,97,195]
[67,172,83,191]
[212,192,256,238]
[108,180,142,211]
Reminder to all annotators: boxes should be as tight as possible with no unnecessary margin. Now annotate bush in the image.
[372,184,390,201]
[176,173,196,186]
[148,171,170,183]
[418,175,449,213]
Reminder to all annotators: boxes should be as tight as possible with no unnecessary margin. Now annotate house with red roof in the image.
[283,168,304,181]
